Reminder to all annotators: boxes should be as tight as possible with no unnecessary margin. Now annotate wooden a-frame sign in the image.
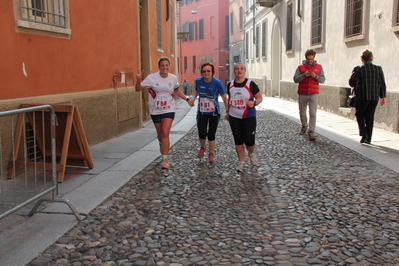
[8,104,94,182]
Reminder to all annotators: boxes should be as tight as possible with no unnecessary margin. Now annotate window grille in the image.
[311,0,322,45]
[345,0,363,38]
[286,2,293,51]
[261,20,266,57]
[20,0,66,27]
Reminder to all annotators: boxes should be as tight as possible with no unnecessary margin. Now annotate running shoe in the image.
[237,161,245,172]
[161,159,169,169]
[209,153,215,162]
[249,153,258,166]
[198,147,206,158]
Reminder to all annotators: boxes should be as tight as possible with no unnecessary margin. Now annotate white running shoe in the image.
[237,161,245,172]
[249,153,258,166]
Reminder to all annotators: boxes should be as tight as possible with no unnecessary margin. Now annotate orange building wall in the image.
[0,1,140,101]
[0,0,178,146]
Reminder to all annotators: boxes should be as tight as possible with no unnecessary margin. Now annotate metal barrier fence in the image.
[0,105,58,219]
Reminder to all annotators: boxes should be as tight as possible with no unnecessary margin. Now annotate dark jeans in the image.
[355,100,378,142]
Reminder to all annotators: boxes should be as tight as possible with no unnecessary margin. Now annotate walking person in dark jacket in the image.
[349,49,386,144]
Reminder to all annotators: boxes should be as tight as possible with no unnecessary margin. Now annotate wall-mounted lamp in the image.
[191,8,197,14]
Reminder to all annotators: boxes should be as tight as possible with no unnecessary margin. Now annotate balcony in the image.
[256,0,281,8]
[177,21,190,39]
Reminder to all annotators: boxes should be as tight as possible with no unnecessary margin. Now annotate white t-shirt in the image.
[140,72,179,115]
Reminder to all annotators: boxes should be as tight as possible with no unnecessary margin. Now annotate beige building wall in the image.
[245,0,399,133]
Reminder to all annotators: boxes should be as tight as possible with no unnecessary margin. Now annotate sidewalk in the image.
[0,99,197,266]
[264,97,399,174]
[0,97,398,265]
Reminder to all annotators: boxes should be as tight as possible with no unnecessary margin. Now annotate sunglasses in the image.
[202,70,212,73]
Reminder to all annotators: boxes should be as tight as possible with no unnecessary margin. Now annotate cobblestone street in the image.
[29,108,399,266]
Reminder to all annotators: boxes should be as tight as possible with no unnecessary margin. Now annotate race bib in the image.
[155,95,172,110]
[199,98,215,113]
[230,93,246,110]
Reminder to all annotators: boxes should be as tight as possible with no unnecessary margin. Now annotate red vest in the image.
[297,64,322,94]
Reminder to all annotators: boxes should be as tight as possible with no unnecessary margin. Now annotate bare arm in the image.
[174,87,190,102]
[221,94,229,112]
[187,86,198,107]
[248,92,263,108]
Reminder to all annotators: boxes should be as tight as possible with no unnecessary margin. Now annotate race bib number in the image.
[199,98,215,113]
[230,93,246,109]
[156,95,171,110]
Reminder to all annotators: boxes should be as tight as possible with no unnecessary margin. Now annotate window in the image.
[193,56,197,73]
[261,20,267,57]
[199,19,204,39]
[245,31,249,60]
[311,0,323,46]
[192,21,197,41]
[345,0,363,38]
[286,2,293,51]
[184,56,188,74]
[156,0,162,50]
[397,0,399,25]
[239,6,243,31]
[210,16,215,38]
[20,0,66,27]
[225,15,229,47]
[230,12,233,35]
[255,24,260,58]
[189,22,193,41]
[233,55,240,64]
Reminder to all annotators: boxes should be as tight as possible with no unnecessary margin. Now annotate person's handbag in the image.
[346,89,358,108]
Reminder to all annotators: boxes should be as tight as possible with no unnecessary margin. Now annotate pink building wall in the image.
[178,0,230,86]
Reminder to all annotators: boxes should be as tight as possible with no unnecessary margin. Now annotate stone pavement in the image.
[1,97,399,266]
[24,98,399,266]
